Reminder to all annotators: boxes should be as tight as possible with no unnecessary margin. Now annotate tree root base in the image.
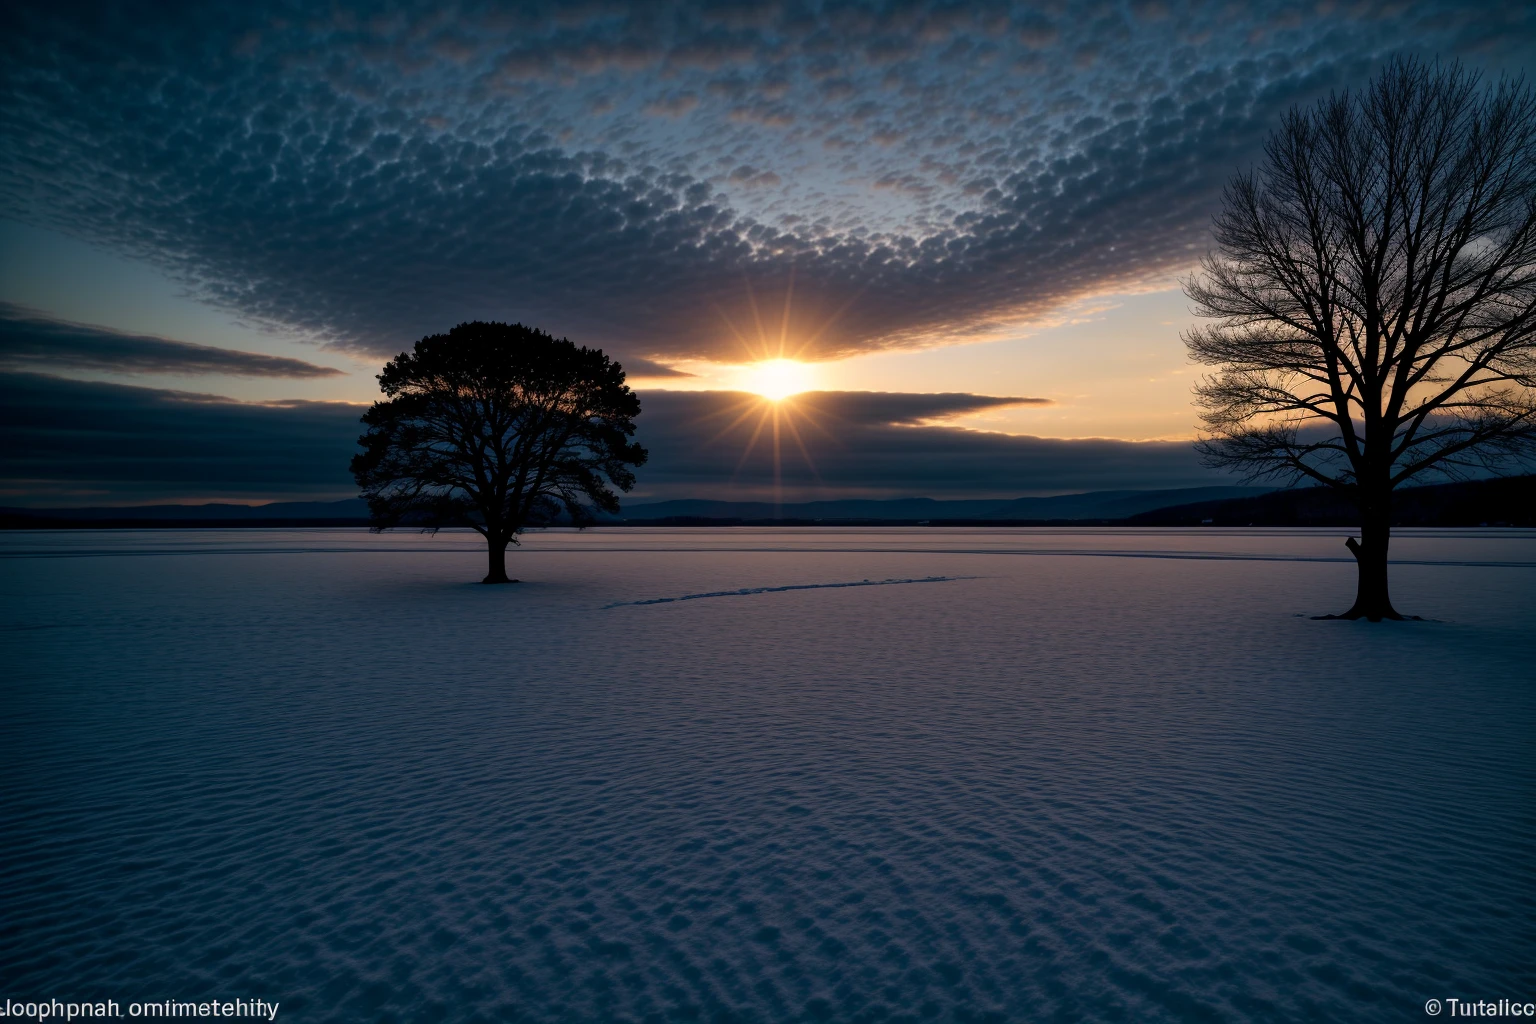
[481,577,521,585]
[1310,612,1422,622]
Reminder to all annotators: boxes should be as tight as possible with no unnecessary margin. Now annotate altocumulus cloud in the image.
[0,303,345,378]
[2,1,1530,365]
[0,373,1217,505]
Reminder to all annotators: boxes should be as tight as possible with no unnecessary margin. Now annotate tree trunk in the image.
[482,535,514,584]
[1335,487,1403,620]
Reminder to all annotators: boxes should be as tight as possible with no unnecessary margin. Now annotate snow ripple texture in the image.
[2,527,1533,1023]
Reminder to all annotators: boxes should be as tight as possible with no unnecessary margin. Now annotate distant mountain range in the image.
[606,486,1273,522]
[1127,474,1535,528]
[0,498,371,527]
[3,477,1530,527]
[1,488,1266,528]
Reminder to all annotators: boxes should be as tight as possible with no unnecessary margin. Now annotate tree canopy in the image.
[351,321,647,582]
[1185,58,1536,619]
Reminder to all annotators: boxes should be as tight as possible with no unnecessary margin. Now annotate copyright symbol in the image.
[1426,1000,1442,1015]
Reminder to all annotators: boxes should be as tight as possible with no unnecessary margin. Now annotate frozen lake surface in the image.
[2,527,1533,1023]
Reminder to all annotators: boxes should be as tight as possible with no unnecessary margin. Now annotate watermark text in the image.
[1427,999,1536,1017]
[1,1001,278,1021]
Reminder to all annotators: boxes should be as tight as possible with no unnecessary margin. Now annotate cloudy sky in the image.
[2,0,1532,504]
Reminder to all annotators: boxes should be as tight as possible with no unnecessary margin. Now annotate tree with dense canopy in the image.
[351,322,647,583]
[1186,58,1536,620]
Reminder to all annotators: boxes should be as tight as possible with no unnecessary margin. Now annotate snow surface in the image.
[2,527,1533,1023]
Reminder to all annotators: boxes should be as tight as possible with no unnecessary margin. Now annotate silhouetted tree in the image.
[351,322,647,583]
[1186,58,1536,619]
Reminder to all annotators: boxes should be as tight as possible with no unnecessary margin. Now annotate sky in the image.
[2,0,1532,505]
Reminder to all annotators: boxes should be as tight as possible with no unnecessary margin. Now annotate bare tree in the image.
[1186,58,1536,619]
[351,322,647,583]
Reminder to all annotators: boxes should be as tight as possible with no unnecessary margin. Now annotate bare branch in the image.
[1185,57,1536,501]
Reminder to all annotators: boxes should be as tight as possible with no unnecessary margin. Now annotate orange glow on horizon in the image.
[687,276,848,507]
[736,358,817,401]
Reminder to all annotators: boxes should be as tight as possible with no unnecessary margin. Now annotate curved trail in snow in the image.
[603,575,975,608]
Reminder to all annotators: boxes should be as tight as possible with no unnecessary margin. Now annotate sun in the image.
[739,358,817,401]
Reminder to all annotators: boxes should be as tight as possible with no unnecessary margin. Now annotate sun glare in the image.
[740,359,817,401]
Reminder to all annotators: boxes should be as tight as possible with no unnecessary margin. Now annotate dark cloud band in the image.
[634,389,1218,500]
[620,356,695,379]
[0,372,364,503]
[0,303,345,378]
[0,373,1218,505]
